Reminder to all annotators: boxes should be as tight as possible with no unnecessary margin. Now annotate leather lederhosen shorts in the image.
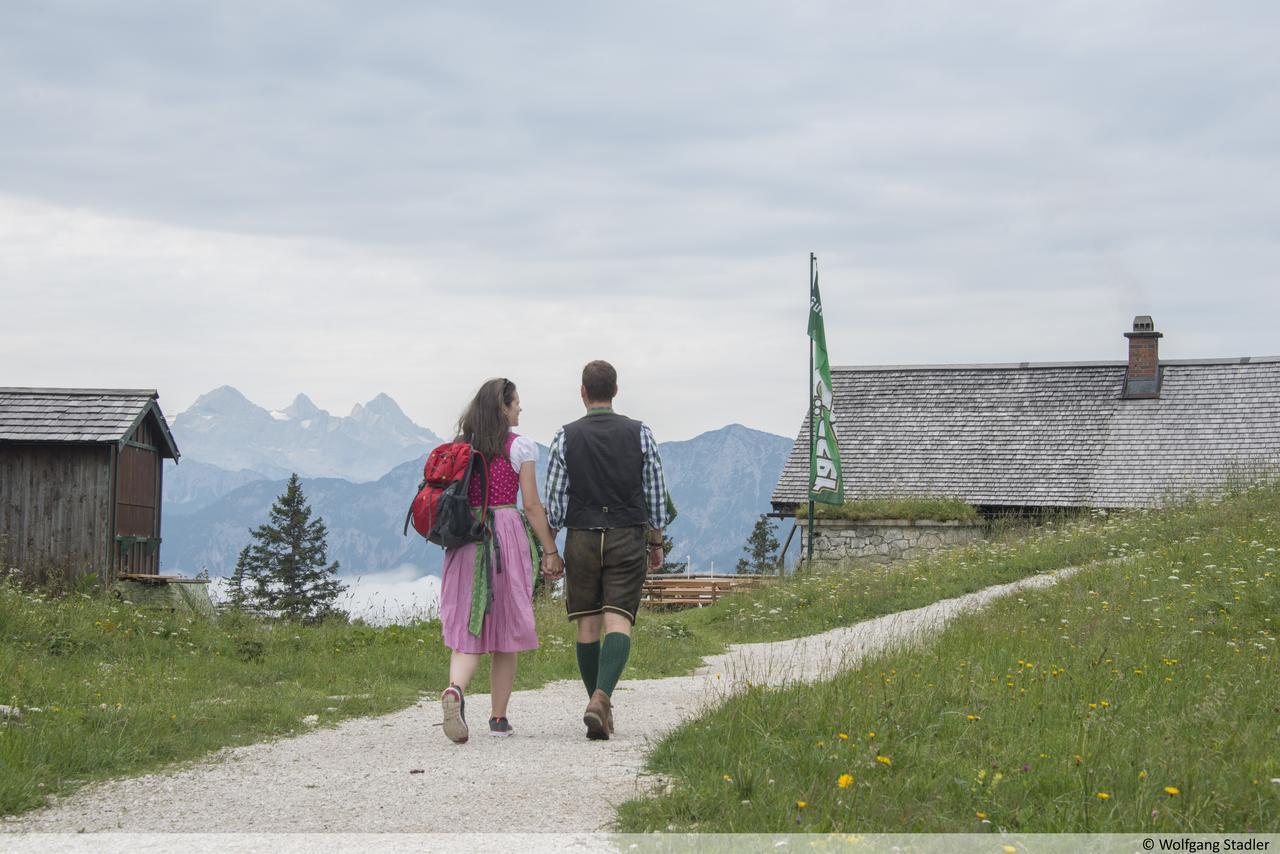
[563,525,647,624]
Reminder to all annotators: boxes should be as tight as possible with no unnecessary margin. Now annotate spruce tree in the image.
[657,535,688,574]
[238,474,346,622]
[225,546,252,611]
[735,514,780,575]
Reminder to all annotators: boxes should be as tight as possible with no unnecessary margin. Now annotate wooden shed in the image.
[0,388,180,586]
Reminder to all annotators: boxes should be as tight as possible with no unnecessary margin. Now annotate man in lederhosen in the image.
[542,359,673,739]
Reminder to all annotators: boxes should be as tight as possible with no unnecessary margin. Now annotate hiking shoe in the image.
[488,716,514,737]
[441,685,468,744]
[584,689,612,741]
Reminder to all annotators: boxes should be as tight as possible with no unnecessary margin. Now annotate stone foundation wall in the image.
[798,518,985,564]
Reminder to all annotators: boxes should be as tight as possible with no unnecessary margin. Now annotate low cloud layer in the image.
[210,566,441,627]
[334,566,442,627]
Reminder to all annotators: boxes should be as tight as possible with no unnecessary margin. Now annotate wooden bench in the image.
[641,574,769,608]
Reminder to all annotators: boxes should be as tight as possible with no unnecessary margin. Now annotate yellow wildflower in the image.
[867,731,876,738]
[1139,770,1148,781]
[876,755,892,767]
[837,773,854,789]
[1003,846,1018,854]
[1096,792,1110,800]
[976,811,988,819]
[796,800,808,809]
[1164,786,1180,796]
[966,714,980,721]
[722,775,733,783]
[837,732,849,741]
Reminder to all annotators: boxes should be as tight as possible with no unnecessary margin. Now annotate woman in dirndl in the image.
[437,377,563,742]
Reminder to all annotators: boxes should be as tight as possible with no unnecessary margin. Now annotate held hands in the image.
[647,541,664,573]
[539,539,663,576]
[540,551,564,581]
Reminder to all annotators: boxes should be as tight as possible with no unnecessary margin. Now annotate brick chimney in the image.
[1122,315,1163,399]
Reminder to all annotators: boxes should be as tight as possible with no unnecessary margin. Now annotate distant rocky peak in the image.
[173,386,445,482]
[284,393,325,420]
[678,422,777,448]
[366,392,404,415]
[351,392,413,426]
[186,385,261,416]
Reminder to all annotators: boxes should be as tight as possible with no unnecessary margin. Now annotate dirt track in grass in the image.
[2,567,1080,834]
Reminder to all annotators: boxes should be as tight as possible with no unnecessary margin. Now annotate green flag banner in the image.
[808,269,844,505]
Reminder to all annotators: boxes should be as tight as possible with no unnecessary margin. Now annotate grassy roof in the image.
[797,496,980,523]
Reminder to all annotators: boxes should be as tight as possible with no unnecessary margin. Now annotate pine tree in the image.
[657,535,688,574]
[735,514,780,575]
[225,546,252,611]
[238,474,346,622]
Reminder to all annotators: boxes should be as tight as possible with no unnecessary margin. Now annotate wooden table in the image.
[641,574,769,608]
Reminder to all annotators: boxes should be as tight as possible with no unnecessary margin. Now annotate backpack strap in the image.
[402,472,429,538]
[477,451,491,520]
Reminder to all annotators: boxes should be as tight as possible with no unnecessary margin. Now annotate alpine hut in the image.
[0,388,180,586]
[773,317,1280,515]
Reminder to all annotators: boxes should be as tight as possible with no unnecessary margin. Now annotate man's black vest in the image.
[563,411,647,529]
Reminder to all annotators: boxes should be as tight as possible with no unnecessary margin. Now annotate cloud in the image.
[2,2,1279,444]
[209,565,441,626]
[333,566,442,626]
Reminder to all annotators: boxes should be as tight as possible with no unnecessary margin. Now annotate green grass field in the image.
[4,484,1272,822]
[616,483,1280,832]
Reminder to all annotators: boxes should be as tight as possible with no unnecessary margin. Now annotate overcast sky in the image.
[3,2,1277,443]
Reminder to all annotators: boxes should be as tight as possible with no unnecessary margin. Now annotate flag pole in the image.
[807,252,816,567]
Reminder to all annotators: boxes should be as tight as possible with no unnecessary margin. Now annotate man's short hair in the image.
[582,360,618,402]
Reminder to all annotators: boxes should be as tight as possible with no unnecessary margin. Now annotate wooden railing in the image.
[641,574,770,608]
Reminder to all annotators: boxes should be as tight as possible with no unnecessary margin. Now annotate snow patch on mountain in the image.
[171,386,443,482]
[161,422,796,579]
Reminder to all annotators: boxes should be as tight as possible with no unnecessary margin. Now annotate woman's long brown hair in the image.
[455,378,515,460]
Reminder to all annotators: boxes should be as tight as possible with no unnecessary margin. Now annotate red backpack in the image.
[402,441,490,547]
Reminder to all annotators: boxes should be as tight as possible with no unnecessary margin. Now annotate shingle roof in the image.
[0,388,180,459]
[772,357,1280,510]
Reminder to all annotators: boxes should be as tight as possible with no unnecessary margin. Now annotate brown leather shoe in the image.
[584,689,612,740]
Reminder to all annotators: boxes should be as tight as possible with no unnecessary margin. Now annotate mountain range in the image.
[160,388,797,577]
[169,386,442,483]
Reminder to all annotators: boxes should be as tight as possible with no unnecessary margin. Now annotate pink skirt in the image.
[439,507,539,654]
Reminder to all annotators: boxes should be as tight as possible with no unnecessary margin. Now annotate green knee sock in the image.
[576,641,601,697]
[596,632,632,697]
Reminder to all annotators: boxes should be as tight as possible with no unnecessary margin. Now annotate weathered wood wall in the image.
[113,417,162,575]
[0,444,112,586]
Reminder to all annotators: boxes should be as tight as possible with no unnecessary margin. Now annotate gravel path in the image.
[2,567,1080,834]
